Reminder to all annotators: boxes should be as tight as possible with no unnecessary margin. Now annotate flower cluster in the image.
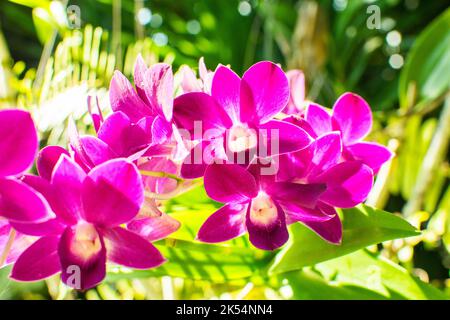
[0,57,392,289]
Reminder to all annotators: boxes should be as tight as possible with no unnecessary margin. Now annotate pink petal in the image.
[306,132,342,178]
[246,200,289,250]
[259,120,312,156]
[10,218,65,237]
[345,142,393,173]
[197,203,247,243]
[133,54,150,104]
[305,103,332,137]
[143,63,174,121]
[59,226,106,290]
[98,112,152,157]
[180,140,220,179]
[266,181,326,210]
[11,235,61,281]
[37,146,69,181]
[0,109,38,177]
[109,70,151,122]
[180,65,203,93]
[332,92,372,144]
[11,175,65,235]
[284,69,305,114]
[127,213,180,242]
[173,92,232,136]
[151,115,172,145]
[0,177,54,223]
[211,65,241,122]
[315,161,374,208]
[300,203,342,244]
[204,163,258,203]
[82,159,144,227]
[240,61,289,124]
[69,119,116,169]
[51,155,86,224]
[102,227,166,269]
[87,95,104,133]
[180,153,208,179]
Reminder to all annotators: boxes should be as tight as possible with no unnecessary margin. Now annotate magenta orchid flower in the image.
[9,155,165,290]
[277,131,375,243]
[173,61,312,179]
[293,93,393,173]
[37,146,180,246]
[283,69,306,115]
[197,162,327,250]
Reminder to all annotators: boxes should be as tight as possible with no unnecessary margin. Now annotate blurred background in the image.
[0,0,449,300]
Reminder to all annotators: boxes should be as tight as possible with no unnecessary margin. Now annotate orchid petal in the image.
[59,226,106,290]
[197,203,247,243]
[259,120,312,155]
[102,227,166,269]
[246,200,289,250]
[51,155,86,224]
[346,142,393,173]
[11,235,61,281]
[266,181,326,209]
[37,146,69,181]
[300,203,342,244]
[204,163,258,203]
[316,161,374,208]
[211,65,241,123]
[305,103,332,137]
[173,92,232,136]
[0,177,54,223]
[332,92,372,144]
[109,70,151,122]
[240,61,289,124]
[144,63,174,121]
[82,159,144,227]
[0,109,38,177]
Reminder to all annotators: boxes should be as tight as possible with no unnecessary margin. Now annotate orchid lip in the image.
[70,222,102,261]
[226,124,258,153]
[249,191,278,226]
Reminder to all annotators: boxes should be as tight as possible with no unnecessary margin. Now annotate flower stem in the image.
[139,170,184,183]
[0,228,16,267]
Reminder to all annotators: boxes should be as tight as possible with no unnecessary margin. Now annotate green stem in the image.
[403,95,450,217]
[0,228,16,267]
[139,170,183,183]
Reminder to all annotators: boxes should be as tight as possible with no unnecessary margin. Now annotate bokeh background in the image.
[0,0,449,300]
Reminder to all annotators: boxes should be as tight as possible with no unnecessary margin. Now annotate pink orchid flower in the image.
[10,155,165,290]
[173,61,312,179]
[198,162,327,250]
[291,93,393,173]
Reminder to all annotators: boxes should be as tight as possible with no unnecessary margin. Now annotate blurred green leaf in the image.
[269,204,419,274]
[287,250,448,300]
[399,8,450,109]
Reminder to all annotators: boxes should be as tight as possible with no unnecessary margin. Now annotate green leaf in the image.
[287,250,448,300]
[399,8,450,109]
[269,204,419,274]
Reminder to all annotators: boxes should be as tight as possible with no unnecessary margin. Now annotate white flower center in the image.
[71,223,102,261]
[249,192,278,226]
[227,125,257,153]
